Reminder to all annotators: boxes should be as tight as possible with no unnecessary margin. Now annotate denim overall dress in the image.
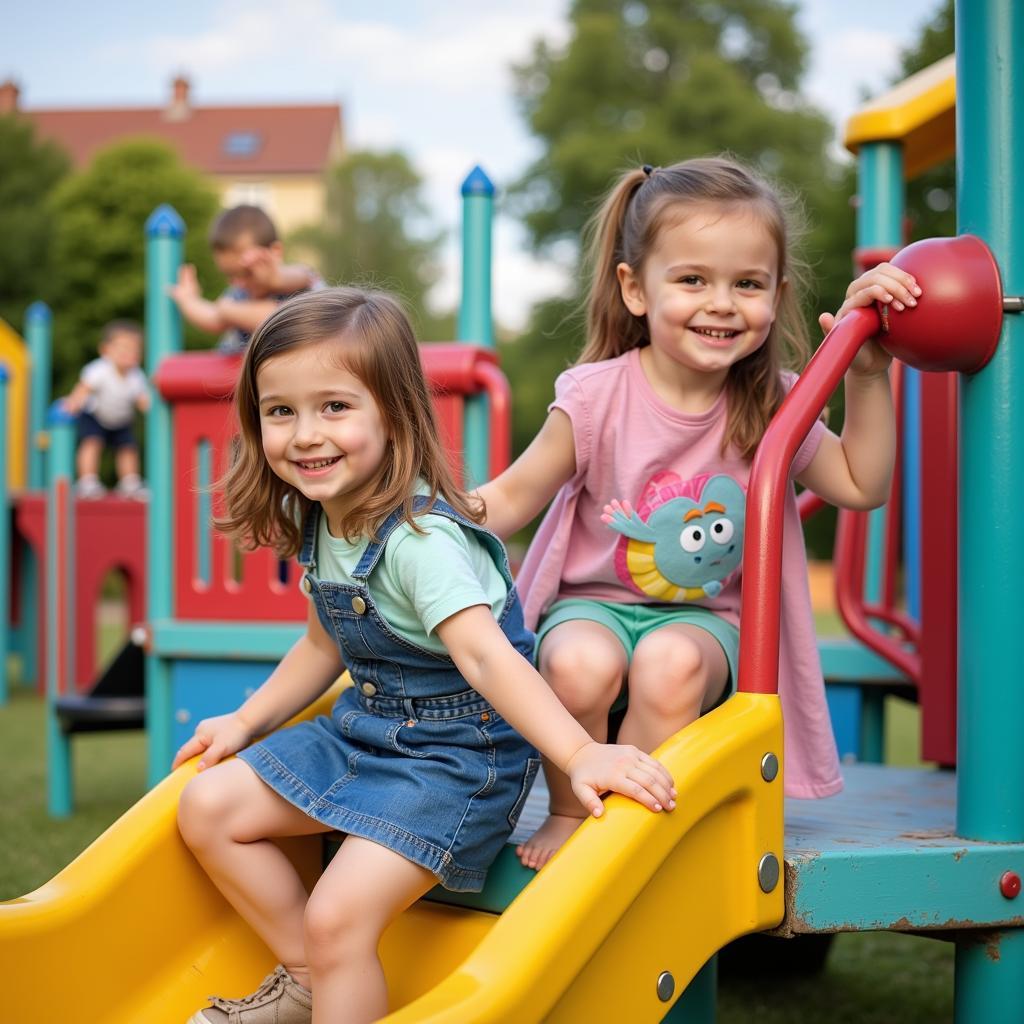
[238,497,541,892]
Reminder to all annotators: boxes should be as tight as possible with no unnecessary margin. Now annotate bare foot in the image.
[516,813,586,870]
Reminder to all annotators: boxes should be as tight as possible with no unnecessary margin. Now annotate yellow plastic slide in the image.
[0,688,783,1023]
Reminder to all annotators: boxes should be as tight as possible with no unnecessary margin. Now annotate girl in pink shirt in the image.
[478,156,918,869]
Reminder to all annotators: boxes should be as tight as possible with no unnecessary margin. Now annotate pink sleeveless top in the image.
[517,349,842,799]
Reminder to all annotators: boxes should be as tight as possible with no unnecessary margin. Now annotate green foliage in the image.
[49,139,222,393]
[899,0,955,242]
[292,149,447,338]
[0,116,69,332]
[510,0,833,251]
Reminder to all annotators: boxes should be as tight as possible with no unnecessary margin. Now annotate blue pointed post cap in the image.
[461,165,495,198]
[146,204,186,238]
[26,301,51,324]
[47,399,75,425]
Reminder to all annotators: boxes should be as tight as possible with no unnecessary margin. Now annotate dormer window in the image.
[223,132,262,158]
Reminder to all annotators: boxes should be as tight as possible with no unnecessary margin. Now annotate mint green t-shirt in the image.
[313,501,509,656]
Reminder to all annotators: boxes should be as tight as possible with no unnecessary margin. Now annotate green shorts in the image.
[535,598,740,711]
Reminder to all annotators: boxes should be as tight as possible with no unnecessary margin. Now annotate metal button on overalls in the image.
[302,576,312,593]
[351,595,366,614]
[360,682,377,696]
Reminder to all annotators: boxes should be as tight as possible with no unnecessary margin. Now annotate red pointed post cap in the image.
[880,235,1003,374]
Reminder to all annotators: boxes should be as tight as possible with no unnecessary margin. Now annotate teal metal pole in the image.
[457,166,495,487]
[0,364,9,704]
[954,0,1024,1014]
[45,402,75,816]
[144,205,184,785]
[18,303,50,688]
[25,301,52,492]
[855,142,905,761]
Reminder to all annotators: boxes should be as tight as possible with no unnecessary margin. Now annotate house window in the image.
[224,182,271,209]
[223,131,262,157]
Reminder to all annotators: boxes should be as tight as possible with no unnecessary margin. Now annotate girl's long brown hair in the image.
[216,287,483,557]
[581,156,812,460]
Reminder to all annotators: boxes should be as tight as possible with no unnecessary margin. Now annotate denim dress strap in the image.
[297,505,320,571]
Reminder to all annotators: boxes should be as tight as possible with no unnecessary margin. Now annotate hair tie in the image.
[642,164,654,177]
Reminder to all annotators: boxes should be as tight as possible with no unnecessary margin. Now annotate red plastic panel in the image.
[73,500,146,690]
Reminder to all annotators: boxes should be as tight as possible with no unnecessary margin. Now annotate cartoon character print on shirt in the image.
[602,472,746,601]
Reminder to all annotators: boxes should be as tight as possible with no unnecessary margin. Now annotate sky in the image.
[4,0,945,330]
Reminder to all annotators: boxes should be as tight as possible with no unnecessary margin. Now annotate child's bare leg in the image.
[617,624,728,753]
[177,760,331,986]
[303,836,435,1024]
[76,436,102,479]
[517,620,626,870]
[114,444,140,482]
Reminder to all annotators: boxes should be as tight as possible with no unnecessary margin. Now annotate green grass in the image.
[719,932,953,1023]
[0,687,147,900]
[0,637,953,1020]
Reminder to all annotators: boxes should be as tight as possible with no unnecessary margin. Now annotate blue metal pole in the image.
[855,142,906,761]
[25,301,52,492]
[954,0,1024,1014]
[0,364,9,704]
[144,205,184,785]
[457,166,495,487]
[45,402,75,816]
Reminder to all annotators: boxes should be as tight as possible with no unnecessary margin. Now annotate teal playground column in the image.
[855,141,905,762]
[20,302,51,687]
[144,205,185,786]
[457,166,495,487]
[45,404,75,816]
[25,302,52,491]
[0,365,8,704]
[954,0,1024,1017]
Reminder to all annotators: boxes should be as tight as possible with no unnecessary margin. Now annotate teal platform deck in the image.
[780,763,1024,935]
[427,764,1024,937]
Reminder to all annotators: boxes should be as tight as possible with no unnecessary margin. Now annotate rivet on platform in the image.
[760,752,779,783]
[758,853,780,893]
[999,871,1021,900]
[656,971,675,1002]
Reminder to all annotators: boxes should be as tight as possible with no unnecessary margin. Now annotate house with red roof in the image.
[1,76,343,236]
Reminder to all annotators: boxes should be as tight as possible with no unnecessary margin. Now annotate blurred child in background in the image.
[169,204,322,354]
[64,319,150,498]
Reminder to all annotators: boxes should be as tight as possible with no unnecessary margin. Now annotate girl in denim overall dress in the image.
[173,287,676,1024]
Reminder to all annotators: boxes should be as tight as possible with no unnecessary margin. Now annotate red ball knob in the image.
[881,235,1004,374]
[999,871,1021,900]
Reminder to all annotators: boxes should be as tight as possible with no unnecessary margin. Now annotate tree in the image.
[899,0,955,241]
[49,139,222,392]
[510,0,835,252]
[0,116,69,331]
[292,150,446,337]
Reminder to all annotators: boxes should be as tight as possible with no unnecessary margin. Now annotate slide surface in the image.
[0,689,783,1023]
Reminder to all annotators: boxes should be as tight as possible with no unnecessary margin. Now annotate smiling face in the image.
[617,202,782,390]
[256,338,389,529]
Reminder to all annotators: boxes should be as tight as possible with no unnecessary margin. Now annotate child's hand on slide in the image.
[172,713,254,771]
[565,741,676,818]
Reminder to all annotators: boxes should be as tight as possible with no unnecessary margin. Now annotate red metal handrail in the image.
[739,307,883,694]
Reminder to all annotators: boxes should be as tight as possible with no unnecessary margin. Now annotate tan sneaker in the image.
[187,965,313,1023]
